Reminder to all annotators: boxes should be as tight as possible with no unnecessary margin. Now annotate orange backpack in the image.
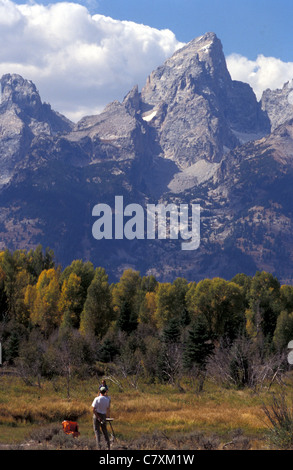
[62,420,80,437]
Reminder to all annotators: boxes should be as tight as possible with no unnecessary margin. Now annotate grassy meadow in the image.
[1,371,292,450]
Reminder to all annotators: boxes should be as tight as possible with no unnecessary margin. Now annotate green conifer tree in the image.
[183,315,214,371]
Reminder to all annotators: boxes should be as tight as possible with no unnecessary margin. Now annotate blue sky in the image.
[12,0,293,61]
[97,0,293,61]
[2,0,293,120]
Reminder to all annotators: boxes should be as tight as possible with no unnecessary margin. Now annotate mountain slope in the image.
[0,74,73,186]
[140,33,270,170]
[1,33,293,283]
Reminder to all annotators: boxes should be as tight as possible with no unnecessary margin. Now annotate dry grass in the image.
[1,373,291,449]
[109,391,265,441]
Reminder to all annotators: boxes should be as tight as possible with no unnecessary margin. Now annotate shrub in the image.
[262,390,293,449]
[29,423,61,443]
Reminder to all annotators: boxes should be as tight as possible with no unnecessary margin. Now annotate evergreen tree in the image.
[162,317,181,344]
[99,338,120,363]
[183,315,214,371]
[117,300,138,334]
[1,320,28,364]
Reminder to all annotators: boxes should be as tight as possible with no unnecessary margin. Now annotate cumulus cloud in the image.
[1,0,293,122]
[0,0,184,121]
[226,53,293,100]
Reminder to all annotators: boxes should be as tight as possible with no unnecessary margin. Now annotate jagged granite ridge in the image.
[1,33,293,284]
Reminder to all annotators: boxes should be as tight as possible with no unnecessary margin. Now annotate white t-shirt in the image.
[92,395,110,415]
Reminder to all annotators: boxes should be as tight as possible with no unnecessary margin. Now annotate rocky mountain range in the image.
[1,32,293,284]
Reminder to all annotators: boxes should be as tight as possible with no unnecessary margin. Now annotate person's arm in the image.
[92,398,99,419]
[92,406,99,418]
[106,398,111,418]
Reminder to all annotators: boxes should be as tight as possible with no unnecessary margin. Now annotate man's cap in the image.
[100,386,107,393]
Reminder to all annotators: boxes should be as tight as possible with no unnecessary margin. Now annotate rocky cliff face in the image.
[70,94,154,171]
[0,74,73,133]
[140,33,270,169]
[0,33,293,284]
[0,74,73,186]
[261,80,293,131]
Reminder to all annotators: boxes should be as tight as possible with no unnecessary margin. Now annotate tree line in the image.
[0,246,292,391]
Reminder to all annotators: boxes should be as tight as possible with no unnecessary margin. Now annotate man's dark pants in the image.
[93,413,110,449]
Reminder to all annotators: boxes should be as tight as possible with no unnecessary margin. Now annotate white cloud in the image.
[0,0,184,121]
[2,0,292,122]
[226,53,293,100]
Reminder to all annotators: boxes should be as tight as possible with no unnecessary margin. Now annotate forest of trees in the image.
[0,245,293,392]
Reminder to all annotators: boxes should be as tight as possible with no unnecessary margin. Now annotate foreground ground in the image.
[0,371,292,450]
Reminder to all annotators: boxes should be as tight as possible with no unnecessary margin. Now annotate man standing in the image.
[92,386,111,450]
